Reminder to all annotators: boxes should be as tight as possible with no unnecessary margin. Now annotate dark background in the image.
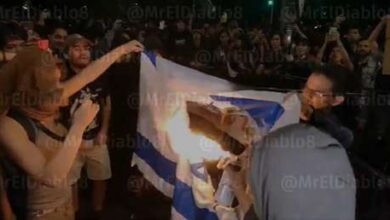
[2,0,390,219]
[1,0,387,24]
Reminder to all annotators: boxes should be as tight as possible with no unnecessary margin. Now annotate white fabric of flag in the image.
[132,53,300,220]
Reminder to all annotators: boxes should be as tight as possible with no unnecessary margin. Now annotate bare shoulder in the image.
[0,115,25,129]
[0,115,46,179]
[0,51,15,62]
[0,116,29,142]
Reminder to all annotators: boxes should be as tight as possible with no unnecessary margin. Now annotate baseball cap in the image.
[65,34,93,50]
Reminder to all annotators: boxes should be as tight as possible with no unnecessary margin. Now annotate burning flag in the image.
[132,53,300,220]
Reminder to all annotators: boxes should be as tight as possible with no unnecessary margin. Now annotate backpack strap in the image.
[6,109,38,143]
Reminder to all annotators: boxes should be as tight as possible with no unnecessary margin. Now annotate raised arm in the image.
[0,100,98,187]
[383,16,390,75]
[59,40,144,99]
[316,34,329,64]
[337,36,354,71]
[333,15,346,29]
[292,24,308,39]
[368,16,389,43]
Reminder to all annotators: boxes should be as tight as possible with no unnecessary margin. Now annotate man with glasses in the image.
[248,65,355,220]
[227,66,355,220]
[300,67,354,148]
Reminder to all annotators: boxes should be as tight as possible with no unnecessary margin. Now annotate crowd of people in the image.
[1,6,390,220]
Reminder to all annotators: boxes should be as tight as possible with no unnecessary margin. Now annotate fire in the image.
[165,107,229,163]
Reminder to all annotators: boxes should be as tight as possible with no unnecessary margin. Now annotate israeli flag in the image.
[133,53,300,220]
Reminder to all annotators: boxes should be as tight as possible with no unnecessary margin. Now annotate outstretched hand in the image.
[122,40,144,54]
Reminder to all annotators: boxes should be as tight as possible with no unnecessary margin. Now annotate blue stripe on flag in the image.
[210,96,285,131]
[136,133,176,185]
[144,51,157,66]
[136,132,218,220]
[136,97,285,219]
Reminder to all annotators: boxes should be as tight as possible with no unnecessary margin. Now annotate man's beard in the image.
[71,62,89,69]
[55,43,65,51]
[358,52,370,59]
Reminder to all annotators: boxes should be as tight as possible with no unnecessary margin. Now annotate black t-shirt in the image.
[62,63,110,140]
[342,39,358,61]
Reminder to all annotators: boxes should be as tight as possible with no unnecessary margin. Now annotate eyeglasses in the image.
[303,86,333,98]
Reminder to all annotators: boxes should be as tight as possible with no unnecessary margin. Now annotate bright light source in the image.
[268,0,273,6]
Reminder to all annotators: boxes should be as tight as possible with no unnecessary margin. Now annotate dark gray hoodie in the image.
[249,123,356,220]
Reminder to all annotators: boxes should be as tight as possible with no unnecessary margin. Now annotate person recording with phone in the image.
[317,27,354,72]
